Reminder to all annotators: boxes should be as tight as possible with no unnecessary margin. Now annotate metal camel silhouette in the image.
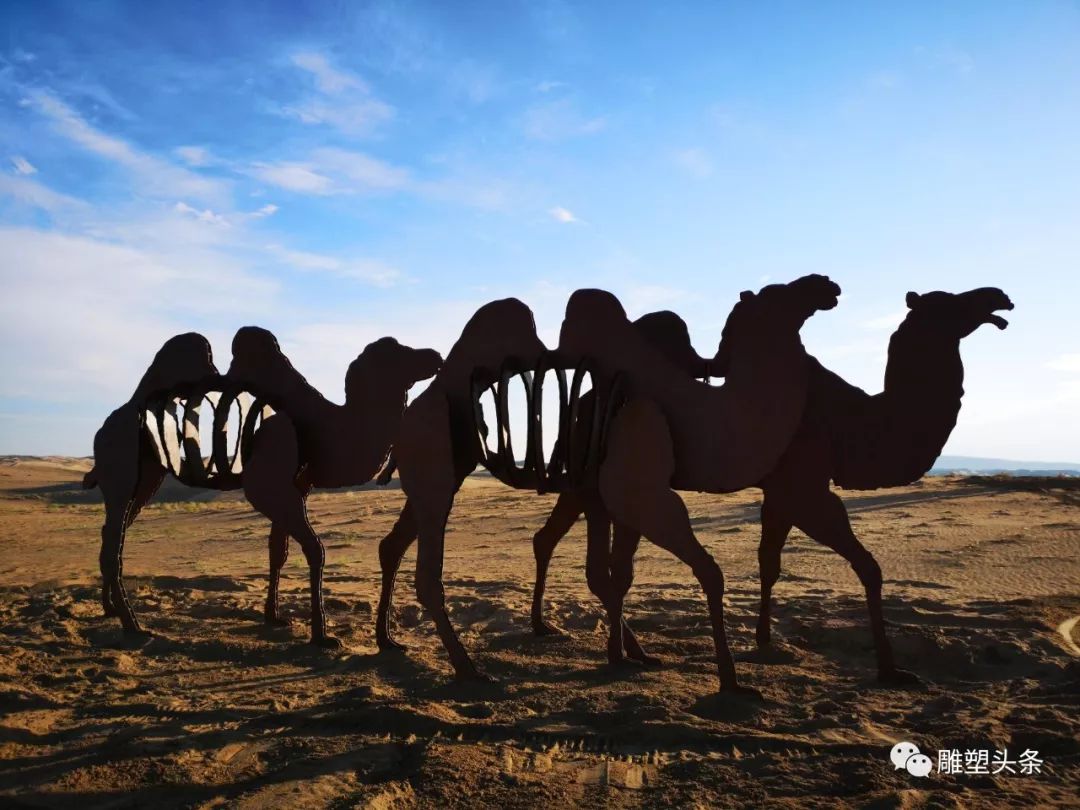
[526,286,1013,684]
[85,327,440,646]
[374,309,715,664]
[382,276,840,695]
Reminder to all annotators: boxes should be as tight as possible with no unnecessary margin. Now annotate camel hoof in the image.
[310,635,342,650]
[607,654,655,672]
[878,667,921,687]
[454,666,494,683]
[532,620,565,637]
[627,652,663,668]
[719,684,764,701]
[376,634,408,652]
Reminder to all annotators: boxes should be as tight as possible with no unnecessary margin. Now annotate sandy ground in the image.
[0,456,1077,808]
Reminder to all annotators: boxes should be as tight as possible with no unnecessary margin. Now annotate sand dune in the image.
[0,458,1077,808]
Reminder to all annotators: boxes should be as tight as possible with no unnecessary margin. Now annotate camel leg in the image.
[100,492,141,633]
[395,391,486,680]
[101,427,164,618]
[264,523,290,626]
[96,412,158,634]
[245,414,338,648]
[755,494,793,648]
[609,523,661,666]
[530,491,584,636]
[599,399,756,696]
[106,454,165,619]
[790,489,918,685]
[286,510,339,648]
[409,482,485,679]
[375,500,417,651]
[580,500,626,664]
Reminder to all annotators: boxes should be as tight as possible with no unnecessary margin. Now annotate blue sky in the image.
[1,0,1078,460]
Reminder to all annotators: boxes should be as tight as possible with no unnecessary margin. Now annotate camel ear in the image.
[739,290,754,302]
[906,291,920,308]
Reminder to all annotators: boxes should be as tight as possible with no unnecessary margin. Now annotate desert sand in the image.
[0,456,1077,808]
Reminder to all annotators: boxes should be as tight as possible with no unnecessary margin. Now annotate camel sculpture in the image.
[747,287,1013,680]
[527,310,714,638]
[373,309,714,660]
[383,276,840,696]
[85,328,441,647]
[524,287,1013,683]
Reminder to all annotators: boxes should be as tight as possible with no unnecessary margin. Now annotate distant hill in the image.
[931,455,1080,477]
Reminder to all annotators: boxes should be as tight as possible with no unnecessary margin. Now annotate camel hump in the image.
[565,289,627,323]
[462,297,537,337]
[227,325,317,401]
[633,311,709,376]
[132,332,217,401]
[230,326,284,374]
[449,297,545,370]
[560,289,630,356]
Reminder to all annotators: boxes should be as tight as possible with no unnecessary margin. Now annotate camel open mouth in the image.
[985,300,1014,330]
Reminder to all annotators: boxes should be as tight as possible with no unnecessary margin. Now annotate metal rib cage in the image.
[142,376,276,489]
[471,351,628,493]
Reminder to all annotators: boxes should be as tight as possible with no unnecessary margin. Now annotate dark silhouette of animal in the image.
[85,328,440,647]
[529,287,1012,684]
[382,277,839,696]
[374,310,714,661]
[526,311,714,639]
[748,287,1013,682]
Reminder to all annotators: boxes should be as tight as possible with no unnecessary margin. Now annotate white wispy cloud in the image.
[250,161,336,195]
[174,145,216,167]
[249,148,409,196]
[549,206,578,224]
[865,69,903,90]
[1046,353,1080,373]
[861,308,907,330]
[171,201,277,227]
[10,155,37,175]
[535,80,565,94]
[25,91,229,205]
[672,147,714,178]
[282,51,395,136]
[311,147,410,189]
[291,51,368,94]
[0,225,278,401]
[173,201,230,226]
[521,98,606,141]
[267,244,403,287]
[0,174,87,212]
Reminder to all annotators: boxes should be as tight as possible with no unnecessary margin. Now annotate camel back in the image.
[557,289,814,491]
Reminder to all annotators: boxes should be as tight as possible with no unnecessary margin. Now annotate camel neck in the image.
[883,326,964,411]
[877,325,965,477]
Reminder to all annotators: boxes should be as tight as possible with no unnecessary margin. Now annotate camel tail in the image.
[82,467,98,489]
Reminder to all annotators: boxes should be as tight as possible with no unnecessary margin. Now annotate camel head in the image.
[633,311,712,377]
[134,332,217,400]
[452,297,546,370]
[710,274,842,375]
[345,337,442,403]
[903,288,1014,339]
